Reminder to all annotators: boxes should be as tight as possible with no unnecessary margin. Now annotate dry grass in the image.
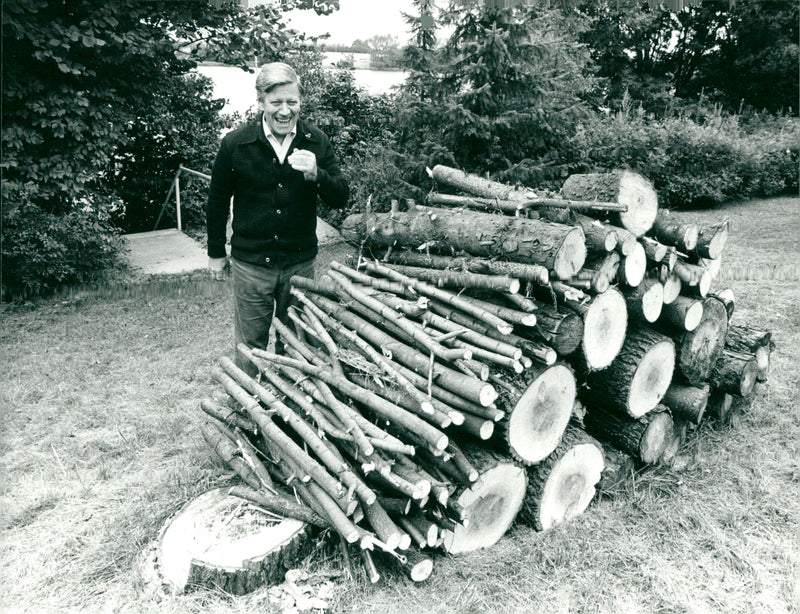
[1,199,799,614]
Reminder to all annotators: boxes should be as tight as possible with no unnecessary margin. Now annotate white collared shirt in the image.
[262,114,297,164]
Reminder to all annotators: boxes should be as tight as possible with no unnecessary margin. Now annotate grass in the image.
[1,198,799,614]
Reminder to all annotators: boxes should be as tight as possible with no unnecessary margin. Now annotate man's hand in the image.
[208,256,229,281]
[287,149,318,182]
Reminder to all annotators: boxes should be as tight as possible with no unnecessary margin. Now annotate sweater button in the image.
[265,257,271,264]
[278,183,283,188]
[274,234,279,240]
[276,209,282,214]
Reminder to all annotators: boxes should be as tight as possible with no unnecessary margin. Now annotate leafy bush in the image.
[1,194,122,300]
[558,102,799,208]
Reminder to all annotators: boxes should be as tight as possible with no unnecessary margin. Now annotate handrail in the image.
[153,165,211,231]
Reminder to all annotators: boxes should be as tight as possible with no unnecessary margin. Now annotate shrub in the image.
[1,193,122,300]
[558,103,799,208]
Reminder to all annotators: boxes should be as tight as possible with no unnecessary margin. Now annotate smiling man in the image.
[206,62,349,376]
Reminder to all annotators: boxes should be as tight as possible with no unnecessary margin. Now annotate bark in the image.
[709,288,735,320]
[440,444,528,554]
[341,205,586,280]
[661,382,710,425]
[725,323,772,381]
[694,219,729,259]
[561,170,658,236]
[581,327,675,418]
[152,487,311,595]
[577,251,620,294]
[583,405,673,464]
[229,486,328,529]
[673,261,712,297]
[494,363,577,464]
[375,263,520,293]
[706,390,734,421]
[651,210,699,252]
[573,213,619,252]
[710,349,759,397]
[431,164,537,201]
[670,297,729,386]
[659,295,704,332]
[519,425,605,531]
[596,443,635,493]
[624,278,664,324]
[641,236,669,263]
[386,251,550,285]
[521,302,584,356]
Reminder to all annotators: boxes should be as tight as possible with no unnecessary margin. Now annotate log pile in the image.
[181,165,772,594]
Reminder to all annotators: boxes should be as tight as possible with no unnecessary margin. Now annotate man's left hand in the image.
[287,149,318,182]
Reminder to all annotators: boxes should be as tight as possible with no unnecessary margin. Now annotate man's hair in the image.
[255,62,301,96]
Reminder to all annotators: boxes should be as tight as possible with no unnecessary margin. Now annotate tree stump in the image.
[143,488,311,595]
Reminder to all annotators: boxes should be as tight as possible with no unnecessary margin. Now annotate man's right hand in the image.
[208,256,229,281]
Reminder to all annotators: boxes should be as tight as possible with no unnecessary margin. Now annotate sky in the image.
[284,0,418,45]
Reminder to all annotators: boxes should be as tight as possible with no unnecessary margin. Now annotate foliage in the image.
[580,0,799,115]
[558,99,799,208]
[1,195,121,300]
[394,2,597,174]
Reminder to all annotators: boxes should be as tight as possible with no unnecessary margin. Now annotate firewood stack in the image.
[186,165,772,593]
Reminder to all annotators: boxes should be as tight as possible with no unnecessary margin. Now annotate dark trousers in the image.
[231,256,315,377]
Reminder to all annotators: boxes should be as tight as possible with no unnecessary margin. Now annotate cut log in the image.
[658,420,688,466]
[386,251,550,285]
[519,425,605,531]
[582,327,675,418]
[624,278,664,323]
[342,205,587,280]
[494,363,576,465]
[661,382,710,425]
[641,236,669,263]
[596,443,635,493]
[440,446,527,554]
[706,390,734,421]
[709,288,735,320]
[577,251,620,294]
[617,241,647,287]
[710,349,759,397]
[523,302,584,356]
[670,297,728,386]
[561,170,658,237]
[147,488,310,595]
[651,211,699,252]
[661,272,682,305]
[573,213,618,252]
[583,405,674,464]
[431,164,536,202]
[570,288,628,371]
[673,261,712,297]
[659,296,704,332]
[725,324,772,381]
[694,219,729,259]
[376,263,520,294]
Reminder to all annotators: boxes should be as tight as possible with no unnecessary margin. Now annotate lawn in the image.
[1,198,798,614]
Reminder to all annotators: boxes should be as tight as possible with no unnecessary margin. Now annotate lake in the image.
[196,63,407,117]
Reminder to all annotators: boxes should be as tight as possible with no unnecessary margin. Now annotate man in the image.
[206,62,349,375]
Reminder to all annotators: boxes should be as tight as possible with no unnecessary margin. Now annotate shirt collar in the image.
[261,113,297,144]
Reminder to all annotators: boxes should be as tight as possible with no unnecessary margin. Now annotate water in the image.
[196,63,407,117]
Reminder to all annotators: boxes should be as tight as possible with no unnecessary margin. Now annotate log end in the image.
[617,170,659,237]
[581,288,628,371]
[506,364,576,464]
[553,226,588,280]
[641,281,665,323]
[442,461,527,554]
[627,338,675,418]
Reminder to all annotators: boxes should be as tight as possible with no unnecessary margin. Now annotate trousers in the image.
[231,256,315,377]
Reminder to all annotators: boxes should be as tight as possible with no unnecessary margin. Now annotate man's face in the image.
[260,83,301,138]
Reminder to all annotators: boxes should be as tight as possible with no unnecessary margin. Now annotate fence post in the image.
[175,175,182,232]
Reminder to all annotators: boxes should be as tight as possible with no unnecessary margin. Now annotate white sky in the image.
[284,0,417,45]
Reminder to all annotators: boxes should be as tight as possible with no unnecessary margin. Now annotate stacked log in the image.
[172,166,772,594]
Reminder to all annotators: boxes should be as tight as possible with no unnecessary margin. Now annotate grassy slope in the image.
[1,200,798,614]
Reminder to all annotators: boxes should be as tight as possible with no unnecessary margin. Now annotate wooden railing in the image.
[153,165,211,231]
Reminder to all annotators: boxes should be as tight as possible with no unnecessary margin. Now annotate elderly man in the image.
[206,62,349,375]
